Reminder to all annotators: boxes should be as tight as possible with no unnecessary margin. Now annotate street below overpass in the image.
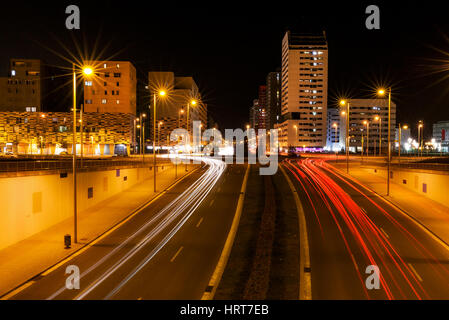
[283,158,449,299]
[8,158,248,300]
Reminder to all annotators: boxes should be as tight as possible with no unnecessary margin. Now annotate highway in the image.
[283,158,449,299]
[9,157,247,300]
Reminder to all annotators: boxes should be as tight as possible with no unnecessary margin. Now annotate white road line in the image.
[408,263,423,282]
[196,217,204,228]
[170,246,184,263]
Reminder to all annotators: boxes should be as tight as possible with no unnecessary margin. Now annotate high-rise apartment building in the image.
[249,98,267,132]
[83,61,137,115]
[266,70,281,130]
[339,99,397,153]
[0,59,43,112]
[277,31,328,151]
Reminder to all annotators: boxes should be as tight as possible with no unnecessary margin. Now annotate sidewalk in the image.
[330,162,449,248]
[0,163,198,297]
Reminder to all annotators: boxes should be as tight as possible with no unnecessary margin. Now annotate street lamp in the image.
[158,121,163,154]
[333,123,338,159]
[71,64,94,243]
[186,99,197,134]
[293,125,298,144]
[140,113,146,163]
[340,99,350,173]
[363,120,370,157]
[377,88,392,196]
[398,124,408,161]
[374,115,382,157]
[153,90,167,192]
[178,109,184,128]
[418,121,424,157]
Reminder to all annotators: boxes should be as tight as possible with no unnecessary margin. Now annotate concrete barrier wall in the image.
[0,165,170,251]
[367,167,449,208]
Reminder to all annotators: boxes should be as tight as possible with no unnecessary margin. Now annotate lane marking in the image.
[280,164,312,300]
[380,227,389,239]
[0,281,35,300]
[202,164,250,300]
[408,263,423,282]
[209,199,215,207]
[0,165,202,300]
[170,246,184,263]
[327,162,449,255]
[196,217,204,228]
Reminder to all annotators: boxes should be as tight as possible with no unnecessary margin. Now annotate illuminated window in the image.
[103,63,107,68]
[102,99,107,104]
[11,70,16,76]
[116,100,120,104]
[85,81,92,86]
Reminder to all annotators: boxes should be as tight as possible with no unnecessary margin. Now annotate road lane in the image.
[8,158,246,300]
[283,158,449,300]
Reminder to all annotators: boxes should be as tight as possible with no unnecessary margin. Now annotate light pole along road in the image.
[8,158,251,300]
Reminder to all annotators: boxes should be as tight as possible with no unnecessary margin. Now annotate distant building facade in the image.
[432,121,449,152]
[148,72,207,146]
[266,70,281,130]
[83,61,137,115]
[339,99,397,153]
[0,112,133,156]
[326,108,341,151]
[277,31,328,151]
[0,59,43,112]
[249,98,266,132]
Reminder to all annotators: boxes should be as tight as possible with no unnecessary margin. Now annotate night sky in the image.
[2,1,449,138]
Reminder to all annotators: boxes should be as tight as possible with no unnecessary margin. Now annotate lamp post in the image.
[398,124,408,162]
[153,90,166,192]
[40,113,46,155]
[340,99,350,173]
[363,120,370,157]
[333,123,338,160]
[377,88,392,196]
[141,113,146,163]
[418,121,423,157]
[158,121,163,154]
[374,115,382,157]
[293,125,298,145]
[72,64,77,243]
[70,65,93,243]
[178,109,184,128]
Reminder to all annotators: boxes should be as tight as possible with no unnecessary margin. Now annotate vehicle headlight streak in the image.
[282,158,445,300]
[47,156,226,300]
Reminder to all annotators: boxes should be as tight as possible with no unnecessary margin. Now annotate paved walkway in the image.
[0,163,198,297]
[330,162,449,248]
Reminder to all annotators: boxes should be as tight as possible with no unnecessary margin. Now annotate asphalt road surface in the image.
[283,158,449,300]
[9,158,247,300]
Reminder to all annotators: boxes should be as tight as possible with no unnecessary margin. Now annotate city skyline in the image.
[2,2,449,137]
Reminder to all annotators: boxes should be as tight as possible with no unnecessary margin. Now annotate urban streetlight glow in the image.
[83,67,93,76]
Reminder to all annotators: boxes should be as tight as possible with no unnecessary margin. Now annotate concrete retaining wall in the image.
[368,167,449,208]
[0,165,170,251]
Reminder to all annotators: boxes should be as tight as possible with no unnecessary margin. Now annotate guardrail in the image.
[0,159,172,173]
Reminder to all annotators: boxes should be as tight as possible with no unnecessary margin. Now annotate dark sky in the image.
[2,1,449,138]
